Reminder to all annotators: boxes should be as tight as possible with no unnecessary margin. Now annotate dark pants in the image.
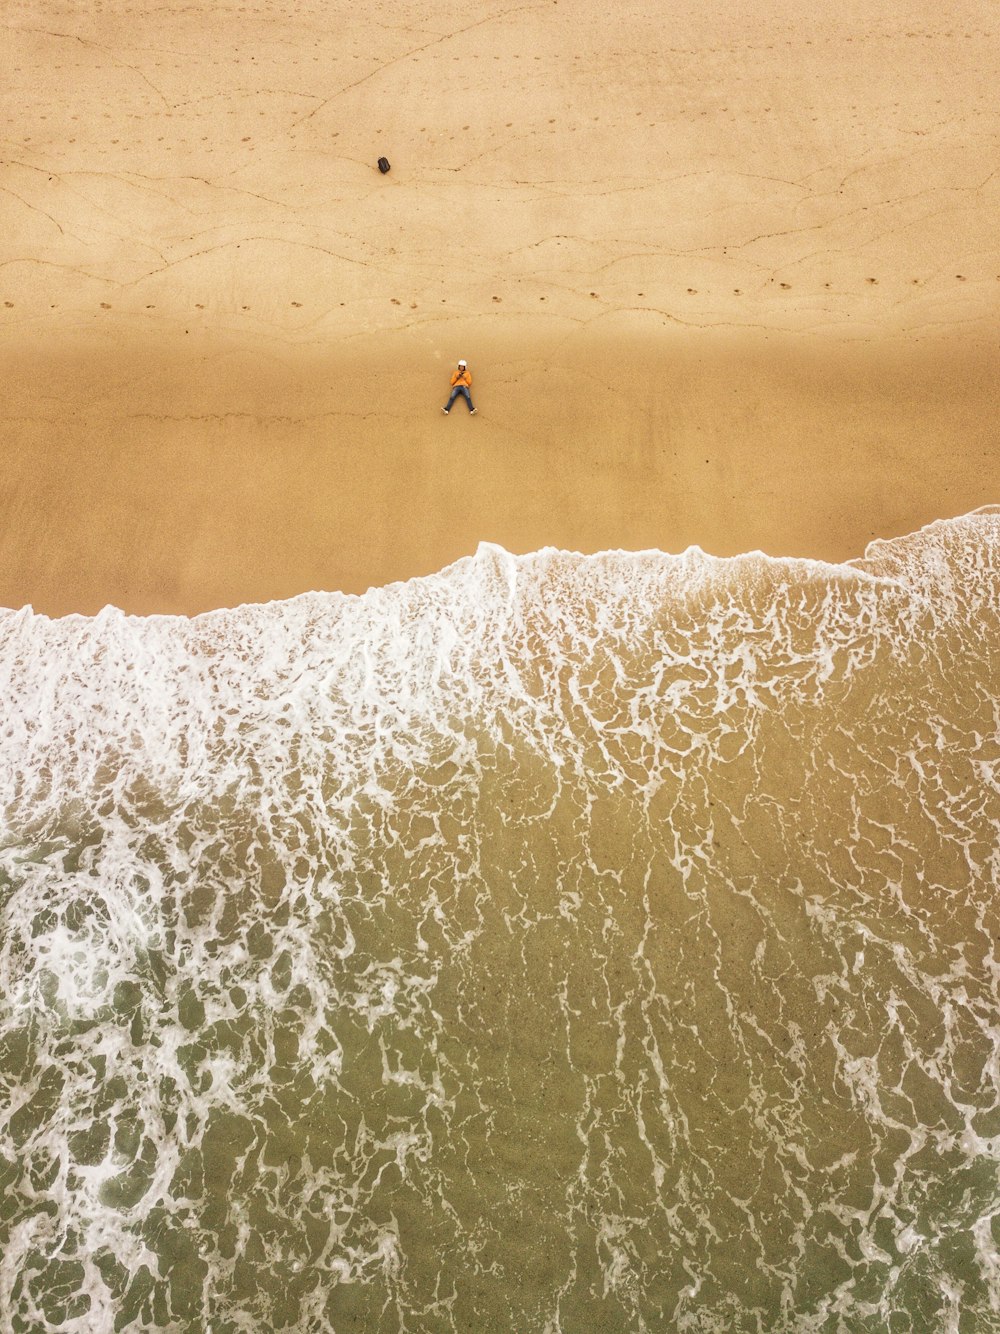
[445,385,474,412]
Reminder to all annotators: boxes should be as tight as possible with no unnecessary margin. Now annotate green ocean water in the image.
[2,513,999,1332]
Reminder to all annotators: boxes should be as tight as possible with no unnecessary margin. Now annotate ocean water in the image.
[1,510,999,1333]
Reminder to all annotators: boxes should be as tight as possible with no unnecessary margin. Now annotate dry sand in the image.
[2,0,998,615]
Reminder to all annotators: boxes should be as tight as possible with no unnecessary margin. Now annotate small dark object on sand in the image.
[377,157,390,174]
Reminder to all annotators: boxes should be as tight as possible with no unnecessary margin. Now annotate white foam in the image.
[2,509,999,1329]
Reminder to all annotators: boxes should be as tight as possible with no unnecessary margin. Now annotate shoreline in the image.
[2,324,998,618]
[5,506,999,626]
[4,0,998,618]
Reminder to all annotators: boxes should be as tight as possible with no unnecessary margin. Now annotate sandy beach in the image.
[5,7,1000,1325]
[2,0,998,615]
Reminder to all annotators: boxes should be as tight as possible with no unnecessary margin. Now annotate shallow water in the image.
[1,511,999,1332]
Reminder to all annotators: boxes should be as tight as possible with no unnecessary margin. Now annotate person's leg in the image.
[460,386,475,412]
[443,387,460,413]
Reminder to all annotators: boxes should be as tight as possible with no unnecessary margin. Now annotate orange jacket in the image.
[450,367,472,388]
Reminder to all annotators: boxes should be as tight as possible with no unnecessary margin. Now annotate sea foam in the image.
[1,510,998,1331]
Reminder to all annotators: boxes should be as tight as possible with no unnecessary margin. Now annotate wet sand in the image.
[2,0,998,615]
[2,327,998,616]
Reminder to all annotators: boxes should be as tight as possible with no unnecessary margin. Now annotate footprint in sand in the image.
[390,298,401,305]
[493,296,501,303]
[687,288,697,294]
[866,278,878,284]
[780,282,791,289]
[291,301,302,307]
[100,302,111,309]
[4,301,14,308]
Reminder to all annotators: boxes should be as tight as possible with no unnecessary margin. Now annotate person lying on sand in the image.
[442,360,476,415]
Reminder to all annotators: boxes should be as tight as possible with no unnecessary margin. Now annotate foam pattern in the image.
[1,511,999,1331]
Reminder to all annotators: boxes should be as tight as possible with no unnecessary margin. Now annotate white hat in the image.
[458,359,467,366]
